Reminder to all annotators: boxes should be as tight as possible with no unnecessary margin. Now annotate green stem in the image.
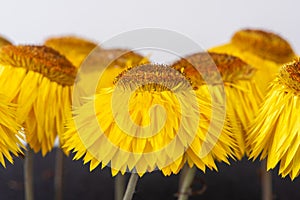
[123,173,139,200]
[24,147,34,200]
[54,147,64,200]
[261,160,272,200]
[178,165,196,200]
[115,173,126,200]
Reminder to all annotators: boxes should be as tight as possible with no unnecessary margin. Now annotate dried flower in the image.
[0,45,77,155]
[172,52,261,160]
[64,63,235,177]
[247,59,300,180]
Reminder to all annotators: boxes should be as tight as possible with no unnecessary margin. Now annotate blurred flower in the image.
[209,29,296,95]
[45,36,148,100]
[0,45,77,155]
[0,94,24,167]
[247,59,300,180]
[82,48,149,89]
[72,48,149,107]
[44,36,98,67]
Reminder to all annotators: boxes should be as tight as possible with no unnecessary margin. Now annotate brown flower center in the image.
[114,64,192,92]
[172,52,255,87]
[0,45,77,86]
[231,29,295,63]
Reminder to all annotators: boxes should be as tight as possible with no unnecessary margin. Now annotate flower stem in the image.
[115,173,126,200]
[54,147,64,200]
[178,165,196,200]
[24,147,34,200]
[261,160,272,200]
[123,173,139,200]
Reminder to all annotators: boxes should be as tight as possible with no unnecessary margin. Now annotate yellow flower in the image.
[0,45,77,156]
[247,59,300,180]
[64,63,236,177]
[0,94,24,167]
[209,29,296,95]
[172,52,261,160]
[0,35,12,47]
[44,36,98,67]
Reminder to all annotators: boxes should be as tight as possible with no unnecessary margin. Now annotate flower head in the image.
[64,60,236,177]
[231,29,295,63]
[247,58,300,180]
[65,64,196,176]
[209,29,296,95]
[0,45,77,155]
[44,36,98,67]
[172,52,261,160]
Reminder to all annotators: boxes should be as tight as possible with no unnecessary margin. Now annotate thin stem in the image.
[178,164,189,189]
[54,147,64,200]
[123,173,139,200]
[115,173,126,200]
[261,160,272,200]
[24,147,34,200]
[177,165,196,200]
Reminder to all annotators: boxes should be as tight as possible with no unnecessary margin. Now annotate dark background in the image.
[1,148,300,200]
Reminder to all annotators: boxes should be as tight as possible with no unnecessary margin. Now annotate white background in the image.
[1,0,299,53]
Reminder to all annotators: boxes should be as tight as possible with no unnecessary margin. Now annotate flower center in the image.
[172,52,255,87]
[114,64,192,92]
[231,29,295,63]
[0,45,77,86]
[279,59,300,92]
